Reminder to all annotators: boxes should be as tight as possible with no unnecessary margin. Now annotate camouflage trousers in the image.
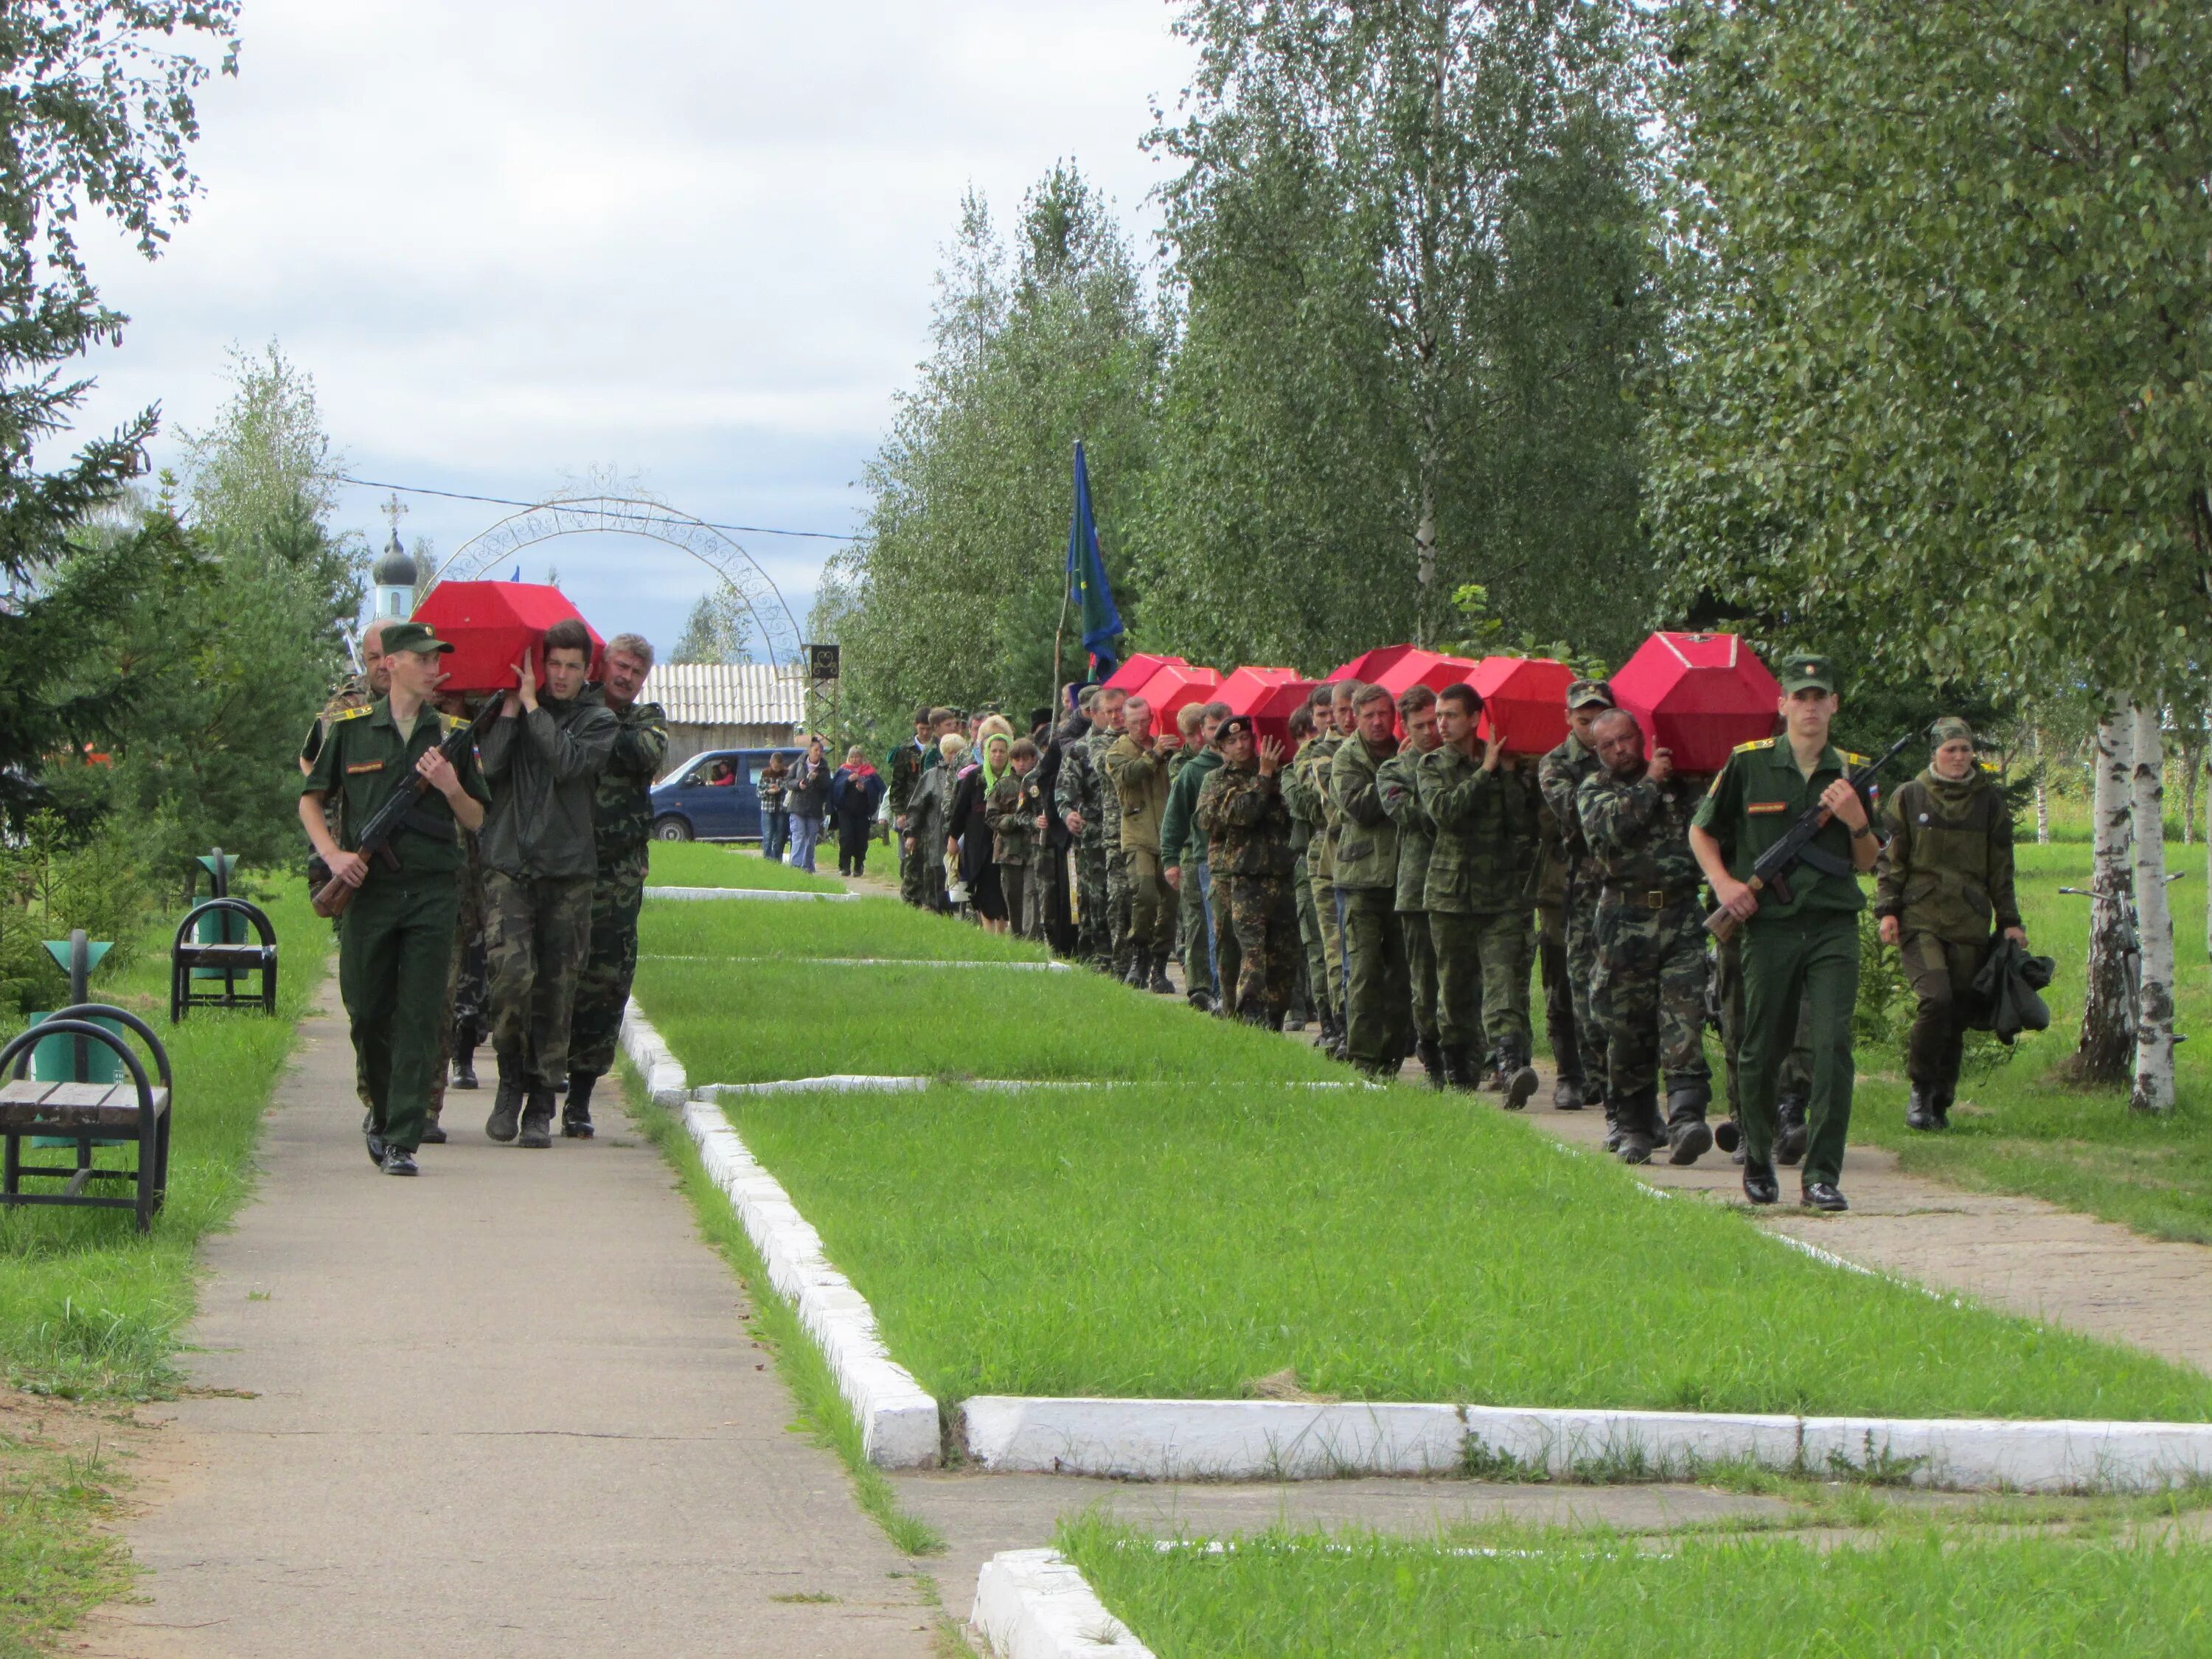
[1591,891,1712,1103]
[428,860,487,1121]
[569,848,647,1080]
[1074,836,1111,963]
[1716,929,1812,1118]
[899,827,926,907]
[1105,839,1135,967]
[1563,879,1609,1096]
[483,869,594,1088]
[1430,908,1531,1060]
[1023,851,1054,940]
[1901,931,1987,1102]
[1339,888,1413,1070]
[1537,902,1578,1085]
[1179,861,1217,1001]
[1312,864,1346,1018]
[1399,906,1437,1042]
[1120,847,1175,959]
[1293,854,1330,1020]
[1211,873,1298,1023]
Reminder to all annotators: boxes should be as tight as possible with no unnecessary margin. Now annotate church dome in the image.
[372,529,417,588]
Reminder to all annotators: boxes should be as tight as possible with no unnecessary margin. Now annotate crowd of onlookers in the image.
[756,736,886,877]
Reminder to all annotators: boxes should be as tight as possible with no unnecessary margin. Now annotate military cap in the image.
[1217,714,1256,740]
[1565,678,1615,711]
[1929,715,1975,748]
[1775,652,1837,695]
[380,620,454,655]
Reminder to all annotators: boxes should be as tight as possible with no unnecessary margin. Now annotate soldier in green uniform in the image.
[1195,716,1298,1026]
[1284,701,1325,1032]
[563,633,668,1138]
[299,621,490,1176]
[1577,709,1712,1165]
[888,706,934,908]
[1162,703,1228,1012]
[1537,681,1614,1124]
[1104,695,1179,992]
[1284,685,1349,1058]
[1330,684,1413,1078]
[1380,684,1444,1086]
[1419,682,1542,1102]
[1054,686,1113,967]
[1875,717,2025,1130]
[1689,653,1879,1211]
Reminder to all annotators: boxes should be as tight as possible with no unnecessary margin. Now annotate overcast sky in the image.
[72,0,1196,662]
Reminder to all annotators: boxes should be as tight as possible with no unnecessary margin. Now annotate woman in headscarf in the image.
[1874,717,2026,1131]
[830,745,885,877]
[910,731,967,913]
[946,729,1011,931]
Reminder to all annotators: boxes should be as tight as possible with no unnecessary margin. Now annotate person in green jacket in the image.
[1330,684,1413,1077]
[1874,716,2025,1131]
[1162,702,1228,1012]
[1380,684,1444,1087]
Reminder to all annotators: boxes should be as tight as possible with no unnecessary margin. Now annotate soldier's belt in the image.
[1602,885,1702,911]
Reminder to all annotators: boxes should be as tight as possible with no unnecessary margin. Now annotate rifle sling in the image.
[1793,841,1853,880]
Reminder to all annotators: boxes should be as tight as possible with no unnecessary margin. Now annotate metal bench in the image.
[0,1006,173,1231]
[170,897,278,1022]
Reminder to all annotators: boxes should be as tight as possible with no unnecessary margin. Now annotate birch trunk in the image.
[2075,703,2137,1083]
[2031,727,2050,844]
[2128,705,2176,1113]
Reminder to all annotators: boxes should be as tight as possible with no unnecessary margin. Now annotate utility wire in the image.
[333,473,860,541]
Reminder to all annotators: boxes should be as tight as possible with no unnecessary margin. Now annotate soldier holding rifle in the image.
[1688,654,1880,1212]
[298,621,490,1177]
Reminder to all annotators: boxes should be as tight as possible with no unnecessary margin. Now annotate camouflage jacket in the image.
[1576,768,1703,897]
[1416,744,1541,914]
[1283,733,1340,872]
[1874,768,2020,939]
[987,768,1044,866]
[1196,759,1295,878]
[586,688,669,861]
[886,737,931,820]
[1377,746,1436,914]
[1103,732,1175,853]
[1537,734,1605,886]
[1329,734,1401,891]
[1053,723,1114,851]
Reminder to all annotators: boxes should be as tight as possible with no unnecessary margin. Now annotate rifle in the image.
[1704,729,1916,942]
[313,701,498,919]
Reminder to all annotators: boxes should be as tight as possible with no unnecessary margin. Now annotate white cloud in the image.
[70,0,1194,659]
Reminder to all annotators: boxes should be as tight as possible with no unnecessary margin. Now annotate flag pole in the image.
[1051,439,1078,711]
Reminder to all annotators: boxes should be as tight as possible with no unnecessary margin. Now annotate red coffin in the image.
[1610,633,1782,774]
[1370,649,1479,737]
[1129,661,1222,729]
[411,581,604,696]
[1326,645,1418,684]
[1217,666,1315,751]
[1102,653,1186,693]
[1471,657,1573,756]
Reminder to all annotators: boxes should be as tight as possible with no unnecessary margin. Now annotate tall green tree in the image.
[1134,0,1658,666]
[0,1,241,824]
[830,167,1161,729]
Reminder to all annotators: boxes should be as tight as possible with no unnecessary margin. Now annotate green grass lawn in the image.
[724,1081,2211,1419]
[647,841,846,892]
[641,895,1050,963]
[1062,1517,2212,1658]
[0,1417,134,1658]
[1848,842,2212,1243]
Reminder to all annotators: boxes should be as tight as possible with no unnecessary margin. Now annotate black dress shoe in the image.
[1742,1158,1780,1206]
[419,1119,448,1145]
[1801,1180,1848,1212]
[382,1146,419,1177]
[363,1113,386,1169]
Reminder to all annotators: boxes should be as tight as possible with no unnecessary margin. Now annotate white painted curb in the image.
[619,999,941,1468]
[971,1549,1154,1659]
[692,1076,1377,1096]
[641,953,1072,971]
[964,1396,1467,1480]
[644,885,866,902]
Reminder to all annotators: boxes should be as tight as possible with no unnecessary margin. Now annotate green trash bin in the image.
[191,851,246,990]
[31,933,122,1146]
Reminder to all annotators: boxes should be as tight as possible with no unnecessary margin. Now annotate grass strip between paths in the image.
[619,1059,945,1560]
[1061,1514,2212,1658]
[647,841,849,892]
[0,1416,134,1658]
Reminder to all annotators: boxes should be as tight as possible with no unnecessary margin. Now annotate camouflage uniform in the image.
[428,827,487,1128]
[1578,764,1712,1155]
[565,689,669,1130]
[988,767,1043,939]
[1377,745,1439,1064]
[1329,732,1412,1075]
[1283,732,1345,1027]
[1089,724,1134,973]
[1196,755,1298,1024]
[1538,734,1608,1103]
[888,737,933,907]
[1418,745,1540,1078]
[1054,720,1113,966]
[1103,731,1177,982]
[1161,745,1222,1006]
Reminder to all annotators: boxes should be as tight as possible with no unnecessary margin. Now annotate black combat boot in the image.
[563,1071,599,1139]
[1742,1155,1780,1206]
[451,1020,480,1090]
[1500,1048,1539,1112]
[1416,1036,1445,1091]
[1905,1086,1939,1131]
[1933,1091,1953,1129]
[1600,1096,1623,1154]
[1121,946,1144,988]
[1148,953,1176,995]
[518,1085,556,1150]
[1615,1088,1659,1164]
[1553,1076,1585,1111]
[1665,1083,1714,1166]
[1441,1045,1480,1091]
[1775,1093,1810,1166]
[363,1111,387,1169]
[485,1063,523,1144]
[419,1113,448,1145]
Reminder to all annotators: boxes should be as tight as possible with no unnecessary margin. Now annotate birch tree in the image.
[2128,705,2177,1112]
[2077,709,2137,1084]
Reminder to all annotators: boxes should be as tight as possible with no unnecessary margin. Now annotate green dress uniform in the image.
[1691,731,1869,1188]
[1329,731,1413,1075]
[302,698,490,1155]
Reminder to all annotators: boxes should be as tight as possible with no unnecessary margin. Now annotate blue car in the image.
[648,747,805,843]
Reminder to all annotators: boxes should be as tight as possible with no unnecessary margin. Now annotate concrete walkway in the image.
[83,978,938,1659]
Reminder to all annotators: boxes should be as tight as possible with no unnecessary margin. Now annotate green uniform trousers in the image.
[1717,930,1812,1118]
[340,867,459,1155]
[1738,911,1859,1185]
[1430,908,1531,1060]
[1074,839,1110,963]
[1180,861,1217,1001]
[1293,853,1331,1020]
[1105,842,1135,966]
[1401,906,1437,1042]
[1902,931,1988,1104]
[1121,846,1176,959]
[1340,888,1413,1069]
[1312,865,1346,1018]
[568,848,648,1080]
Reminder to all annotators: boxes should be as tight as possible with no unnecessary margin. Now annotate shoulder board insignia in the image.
[440,712,467,733]
[331,705,374,723]
[1979,761,2000,776]
[1731,738,1772,754]
[1842,751,1867,765]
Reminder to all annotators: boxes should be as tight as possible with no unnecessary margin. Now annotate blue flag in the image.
[1065,440,1122,676]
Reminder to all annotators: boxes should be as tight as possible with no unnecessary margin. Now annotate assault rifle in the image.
[1703,730,1916,942]
[313,700,498,920]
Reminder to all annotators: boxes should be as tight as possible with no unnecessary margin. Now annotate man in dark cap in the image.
[1538,678,1615,1124]
[299,621,490,1177]
[1691,652,1879,1211]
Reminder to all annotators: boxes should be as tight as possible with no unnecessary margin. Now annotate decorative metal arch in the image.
[426,494,804,668]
